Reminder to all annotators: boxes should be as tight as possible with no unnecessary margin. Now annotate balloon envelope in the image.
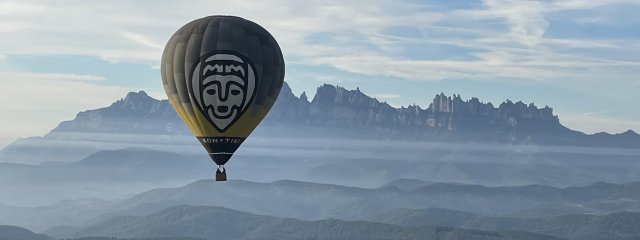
[161,16,285,167]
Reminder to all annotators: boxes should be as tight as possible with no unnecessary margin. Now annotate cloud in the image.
[1,0,638,85]
[120,31,164,50]
[550,0,640,10]
[0,0,173,62]
[0,2,46,16]
[481,0,549,46]
[279,0,640,88]
[0,0,639,136]
[311,54,582,82]
[582,108,621,116]
[0,71,119,110]
[0,71,132,140]
[0,0,441,63]
[0,72,105,82]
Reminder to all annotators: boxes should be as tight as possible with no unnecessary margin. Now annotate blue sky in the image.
[0,0,639,146]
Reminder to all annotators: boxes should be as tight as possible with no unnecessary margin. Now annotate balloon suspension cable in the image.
[215,165,227,181]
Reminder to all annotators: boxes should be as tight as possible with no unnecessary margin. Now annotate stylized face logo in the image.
[190,52,257,132]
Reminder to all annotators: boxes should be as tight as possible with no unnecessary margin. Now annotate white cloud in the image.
[0,0,637,85]
[311,54,581,82]
[419,0,640,85]
[0,71,132,139]
[0,0,443,63]
[551,0,640,10]
[582,108,621,116]
[0,0,639,137]
[0,2,46,16]
[0,72,105,82]
[120,31,164,50]
[482,0,549,46]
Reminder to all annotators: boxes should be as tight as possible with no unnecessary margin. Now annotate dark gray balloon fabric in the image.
[161,16,285,166]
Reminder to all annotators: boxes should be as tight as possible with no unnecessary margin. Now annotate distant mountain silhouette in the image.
[0,147,209,184]
[47,82,640,148]
[46,205,564,240]
[7,179,640,235]
[380,178,438,191]
[53,91,183,134]
[0,225,53,240]
[73,179,640,224]
[61,237,204,240]
[367,207,482,227]
[370,208,640,240]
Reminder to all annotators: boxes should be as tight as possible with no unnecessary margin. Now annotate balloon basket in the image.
[215,166,227,181]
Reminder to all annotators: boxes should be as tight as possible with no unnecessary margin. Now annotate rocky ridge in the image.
[47,82,639,147]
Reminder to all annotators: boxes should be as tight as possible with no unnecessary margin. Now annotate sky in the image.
[0,0,639,147]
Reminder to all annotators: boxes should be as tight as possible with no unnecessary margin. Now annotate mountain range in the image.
[369,208,640,240]
[2,81,638,166]
[42,203,640,240]
[0,225,53,240]
[8,202,640,240]
[89,179,640,220]
[1,176,639,239]
[6,177,640,233]
[2,82,639,240]
[45,205,565,240]
[47,82,640,148]
[5,141,640,208]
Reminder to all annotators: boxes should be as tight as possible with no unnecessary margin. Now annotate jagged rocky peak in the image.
[312,84,338,105]
[49,89,178,134]
[111,90,159,110]
[498,100,556,121]
[400,103,423,116]
[312,84,380,107]
[428,92,557,121]
[34,82,640,147]
[278,81,295,98]
[123,90,154,102]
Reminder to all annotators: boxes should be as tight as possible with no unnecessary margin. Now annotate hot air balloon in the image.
[161,16,285,181]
